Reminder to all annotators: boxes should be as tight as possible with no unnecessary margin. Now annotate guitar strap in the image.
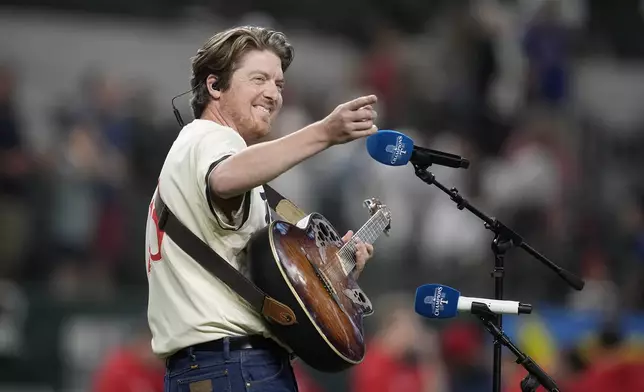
[154,184,302,327]
[263,185,306,225]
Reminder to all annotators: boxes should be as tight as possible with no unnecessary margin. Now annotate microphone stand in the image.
[471,302,560,392]
[412,163,583,392]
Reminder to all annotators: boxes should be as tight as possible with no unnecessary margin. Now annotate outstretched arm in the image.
[210,95,378,199]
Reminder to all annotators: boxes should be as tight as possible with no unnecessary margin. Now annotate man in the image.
[145,26,377,392]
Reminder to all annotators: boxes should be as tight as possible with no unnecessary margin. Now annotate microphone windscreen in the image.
[366,130,414,166]
[414,284,460,319]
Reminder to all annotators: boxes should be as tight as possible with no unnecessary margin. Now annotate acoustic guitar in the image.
[246,198,392,372]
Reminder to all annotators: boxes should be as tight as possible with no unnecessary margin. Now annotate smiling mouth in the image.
[253,105,271,114]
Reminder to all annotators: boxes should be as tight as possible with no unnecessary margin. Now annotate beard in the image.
[219,97,275,141]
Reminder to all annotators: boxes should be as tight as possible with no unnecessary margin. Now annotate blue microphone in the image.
[366,130,470,169]
[414,284,532,319]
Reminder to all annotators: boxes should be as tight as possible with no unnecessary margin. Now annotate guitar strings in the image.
[337,213,386,271]
[332,211,389,275]
[318,210,389,279]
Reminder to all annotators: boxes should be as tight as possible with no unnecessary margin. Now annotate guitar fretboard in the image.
[336,210,389,274]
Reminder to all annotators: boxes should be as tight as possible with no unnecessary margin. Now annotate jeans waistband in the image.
[169,335,281,361]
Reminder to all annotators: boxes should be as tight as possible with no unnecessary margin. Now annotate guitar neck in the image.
[337,210,389,274]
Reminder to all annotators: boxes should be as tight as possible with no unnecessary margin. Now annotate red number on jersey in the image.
[147,191,165,273]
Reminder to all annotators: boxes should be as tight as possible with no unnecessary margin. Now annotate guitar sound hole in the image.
[319,223,329,237]
[317,232,326,245]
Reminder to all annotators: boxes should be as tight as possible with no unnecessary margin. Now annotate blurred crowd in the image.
[2,0,644,391]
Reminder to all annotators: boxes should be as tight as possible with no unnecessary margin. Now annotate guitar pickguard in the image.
[299,214,344,247]
[297,214,347,270]
[343,288,374,315]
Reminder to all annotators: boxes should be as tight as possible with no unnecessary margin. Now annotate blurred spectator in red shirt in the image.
[564,323,644,392]
[359,25,404,128]
[92,320,164,392]
[292,361,325,392]
[441,321,491,392]
[350,292,446,392]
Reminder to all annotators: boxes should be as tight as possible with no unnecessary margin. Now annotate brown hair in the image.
[190,26,294,118]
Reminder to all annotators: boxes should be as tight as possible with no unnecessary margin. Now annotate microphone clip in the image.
[412,162,434,181]
[470,301,497,321]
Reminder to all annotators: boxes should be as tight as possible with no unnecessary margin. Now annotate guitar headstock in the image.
[363,198,392,236]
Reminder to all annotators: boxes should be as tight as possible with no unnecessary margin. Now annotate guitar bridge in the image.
[303,247,344,308]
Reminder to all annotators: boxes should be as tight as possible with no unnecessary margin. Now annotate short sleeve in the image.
[194,127,251,230]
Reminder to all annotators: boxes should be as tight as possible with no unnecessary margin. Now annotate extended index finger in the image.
[344,95,377,111]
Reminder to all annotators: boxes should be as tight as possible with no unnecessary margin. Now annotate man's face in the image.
[219,49,284,141]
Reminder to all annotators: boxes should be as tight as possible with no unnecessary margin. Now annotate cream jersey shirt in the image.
[145,119,272,358]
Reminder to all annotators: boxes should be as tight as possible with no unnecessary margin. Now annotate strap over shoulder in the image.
[153,190,297,326]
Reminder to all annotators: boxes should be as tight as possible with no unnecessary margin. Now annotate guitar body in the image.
[247,213,374,373]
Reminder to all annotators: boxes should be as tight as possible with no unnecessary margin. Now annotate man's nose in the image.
[263,81,279,101]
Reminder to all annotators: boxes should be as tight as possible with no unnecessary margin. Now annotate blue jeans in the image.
[165,337,299,392]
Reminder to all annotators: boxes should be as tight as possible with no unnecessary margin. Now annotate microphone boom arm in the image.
[471,303,560,392]
[411,164,584,291]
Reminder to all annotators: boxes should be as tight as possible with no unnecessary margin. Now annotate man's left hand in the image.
[341,230,374,279]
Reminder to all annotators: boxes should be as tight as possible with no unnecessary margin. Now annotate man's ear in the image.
[206,74,221,99]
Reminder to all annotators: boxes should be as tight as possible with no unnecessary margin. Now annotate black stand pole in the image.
[412,163,584,392]
[471,302,560,392]
[492,237,511,392]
